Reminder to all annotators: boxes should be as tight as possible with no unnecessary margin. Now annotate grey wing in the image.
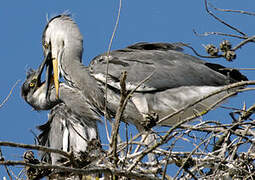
[89,42,245,93]
[37,104,65,164]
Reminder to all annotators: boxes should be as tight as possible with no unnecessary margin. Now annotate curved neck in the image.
[59,51,105,111]
[60,51,94,91]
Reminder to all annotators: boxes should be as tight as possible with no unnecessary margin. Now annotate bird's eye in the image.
[29,82,35,88]
[43,43,48,49]
[29,78,37,88]
[43,43,48,50]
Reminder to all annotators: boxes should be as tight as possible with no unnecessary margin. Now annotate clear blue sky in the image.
[0,0,255,178]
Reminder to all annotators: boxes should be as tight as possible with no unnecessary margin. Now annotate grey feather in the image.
[41,14,248,131]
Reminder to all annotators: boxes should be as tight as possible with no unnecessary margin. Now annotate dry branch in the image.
[0,80,20,109]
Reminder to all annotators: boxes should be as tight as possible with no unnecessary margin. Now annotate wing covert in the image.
[89,42,244,93]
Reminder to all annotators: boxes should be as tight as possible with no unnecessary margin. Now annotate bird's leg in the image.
[131,95,159,163]
[142,112,159,130]
[131,95,159,130]
[141,132,162,171]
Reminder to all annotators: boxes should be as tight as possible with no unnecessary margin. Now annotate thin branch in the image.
[128,128,177,171]
[232,35,255,51]
[106,0,122,55]
[204,0,246,36]
[181,43,223,59]
[108,70,155,167]
[161,149,172,180]
[0,141,71,160]
[110,71,127,167]
[193,30,246,39]
[104,0,122,143]
[0,80,20,108]
[0,160,160,180]
[209,3,255,16]
[128,81,255,172]
[240,103,255,120]
[0,148,13,180]
[238,68,255,71]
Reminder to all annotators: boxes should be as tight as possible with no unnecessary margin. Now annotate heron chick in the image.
[21,66,101,166]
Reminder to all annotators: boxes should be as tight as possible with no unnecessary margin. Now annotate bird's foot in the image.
[141,112,159,130]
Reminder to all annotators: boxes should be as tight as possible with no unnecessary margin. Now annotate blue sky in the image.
[0,0,255,178]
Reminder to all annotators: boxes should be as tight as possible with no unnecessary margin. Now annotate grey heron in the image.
[41,14,247,132]
[21,67,101,179]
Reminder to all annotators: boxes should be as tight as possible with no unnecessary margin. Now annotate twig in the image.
[104,0,122,143]
[123,122,129,165]
[0,141,71,160]
[209,3,255,16]
[204,0,246,36]
[235,68,255,71]
[133,132,150,155]
[110,71,127,167]
[0,160,160,180]
[161,149,173,180]
[106,0,122,55]
[180,43,223,59]
[232,35,255,51]
[0,148,13,180]
[110,70,155,167]
[128,81,255,172]
[193,30,246,39]
[179,123,255,137]
[127,129,177,171]
[0,80,20,108]
[240,103,255,121]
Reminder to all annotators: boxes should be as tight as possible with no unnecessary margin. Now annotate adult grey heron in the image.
[42,14,247,132]
[21,67,101,179]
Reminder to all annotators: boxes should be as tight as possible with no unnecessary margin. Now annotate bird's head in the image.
[21,63,59,110]
[41,14,83,99]
[21,68,47,110]
[21,68,41,100]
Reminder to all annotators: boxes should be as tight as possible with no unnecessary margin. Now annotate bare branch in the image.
[209,3,255,16]
[180,43,223,59]
[232,35,255,51]
[0,160,160,180]
[240,103,255,121]
[0,141,71,160]
[104,0,122,143]
[193,30,246,39]
[0,80,20,108]
[110,71,127,167]
[204,0,247,36]
[0,148,12,180]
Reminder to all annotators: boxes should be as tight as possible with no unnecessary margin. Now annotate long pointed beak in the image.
[45,59,53,99]
[36,48,51,85]
[52,58,59,98]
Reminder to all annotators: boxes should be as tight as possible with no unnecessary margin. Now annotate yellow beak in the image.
[52,58,59,99]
